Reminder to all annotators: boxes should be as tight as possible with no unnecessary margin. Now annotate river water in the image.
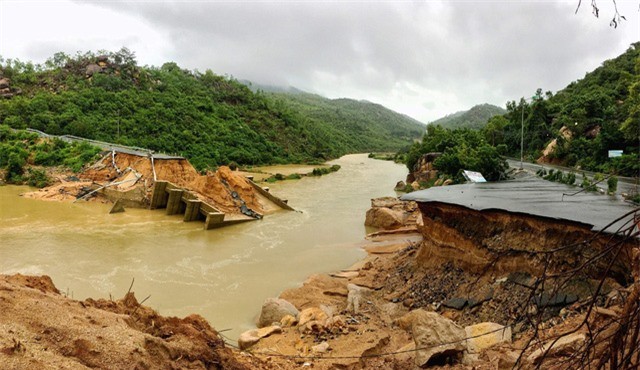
[0,154,407,339]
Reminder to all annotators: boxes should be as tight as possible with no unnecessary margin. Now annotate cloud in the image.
[2,0,638,122]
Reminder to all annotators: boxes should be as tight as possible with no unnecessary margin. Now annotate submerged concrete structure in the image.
[150,180,257,229]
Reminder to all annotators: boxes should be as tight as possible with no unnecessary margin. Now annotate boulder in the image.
[280,314,297,327]
[298,307,329,327]
[85,64,102,76]
[0,78,9,89]
[394,181,406,191]
[528,333,585,365]
[464,322,511,353]
[257,298,299,328]
[364,207,403,229]
[312,341,330,354]
[237,325,282,350]
[398,309,467,367]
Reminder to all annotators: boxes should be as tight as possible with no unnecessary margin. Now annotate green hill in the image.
[495,42,639,177]
[262,90,425,154]
[429,104,506,130]
[0,49,424,170]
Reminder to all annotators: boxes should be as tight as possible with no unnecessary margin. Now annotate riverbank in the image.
[0,273,286,370]
[1,192,637,368]
[240,195,639,369]
[1,154,409,342]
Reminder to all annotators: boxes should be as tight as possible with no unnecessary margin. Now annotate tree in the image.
[576,0,627,28]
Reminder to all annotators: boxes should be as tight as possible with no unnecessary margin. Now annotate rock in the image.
[298,307,329,327]
[411,181,420,190]
[238,326,282,350]
[394,181,406,191]
[464,322,511,353]
[442,297,467,310]
[398,309,467,367]
[257,298,299,328]
[507,272,536,288]
[533,292,579,308]
[346,284,371,314]
[527,333,586,365]
[468,291,494,308]
[280,314,297,327]
[311,341,330,354]
[330,271,359,279]
[325,315,346,331]
[85,64,103,76]
[485,349,520,369]
[0,78,9,89]
[364,207,404,229]
[443,179,454,186]
[370,196,403,208]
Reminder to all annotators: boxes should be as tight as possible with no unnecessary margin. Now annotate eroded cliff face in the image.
[415,202,633,284]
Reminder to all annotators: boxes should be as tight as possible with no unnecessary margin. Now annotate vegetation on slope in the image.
[0,125,101,187]
[429,103,506,130]
[256,90,426,153]
[494,42,639,177]
[0,49,423,171]
[406,42,639,182]
[406,125,508,183]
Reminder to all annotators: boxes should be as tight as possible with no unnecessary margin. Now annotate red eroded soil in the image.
[25,152,267,215]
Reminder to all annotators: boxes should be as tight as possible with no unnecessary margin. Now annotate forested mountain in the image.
[0,49,424,170]
[492,42,639,177]
[406,42,639,182]
[429,104,506,130]
[261,91,426,154]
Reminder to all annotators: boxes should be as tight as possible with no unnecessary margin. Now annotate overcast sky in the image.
[1,0,638,123]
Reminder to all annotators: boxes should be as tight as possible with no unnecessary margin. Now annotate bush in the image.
[607,176,618,194]
[564,172,576,185]
[26,168,50,188]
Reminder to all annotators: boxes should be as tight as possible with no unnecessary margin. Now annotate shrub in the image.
[26,168,50,188]
[607,176,618,194]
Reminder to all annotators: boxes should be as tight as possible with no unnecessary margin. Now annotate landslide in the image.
[0,274,270,370]
[24,152,266,215]
[247,198,638,369]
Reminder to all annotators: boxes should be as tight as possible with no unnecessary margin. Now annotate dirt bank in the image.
[243,198,638,369]
[23,151,279,216]
[0,274,296,370]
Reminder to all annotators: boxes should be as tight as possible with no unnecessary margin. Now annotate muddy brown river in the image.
[0,154,407,339]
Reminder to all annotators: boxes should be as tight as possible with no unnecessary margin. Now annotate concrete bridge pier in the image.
[166,189,185,215]
[204,212,225,229]
[184,199,203,222]
[150,181,168,209]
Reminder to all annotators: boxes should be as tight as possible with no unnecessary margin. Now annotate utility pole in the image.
[520,95,539,170]
[520,100,525,170]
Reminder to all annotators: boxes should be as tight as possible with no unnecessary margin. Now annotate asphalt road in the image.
[507,159,639,197]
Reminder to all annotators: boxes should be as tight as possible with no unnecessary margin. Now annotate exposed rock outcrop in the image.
[406,152,441,184]
[364,196,419,230]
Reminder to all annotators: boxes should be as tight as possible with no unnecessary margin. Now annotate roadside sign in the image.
[608,150,623,158]
[462,170,487,183]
